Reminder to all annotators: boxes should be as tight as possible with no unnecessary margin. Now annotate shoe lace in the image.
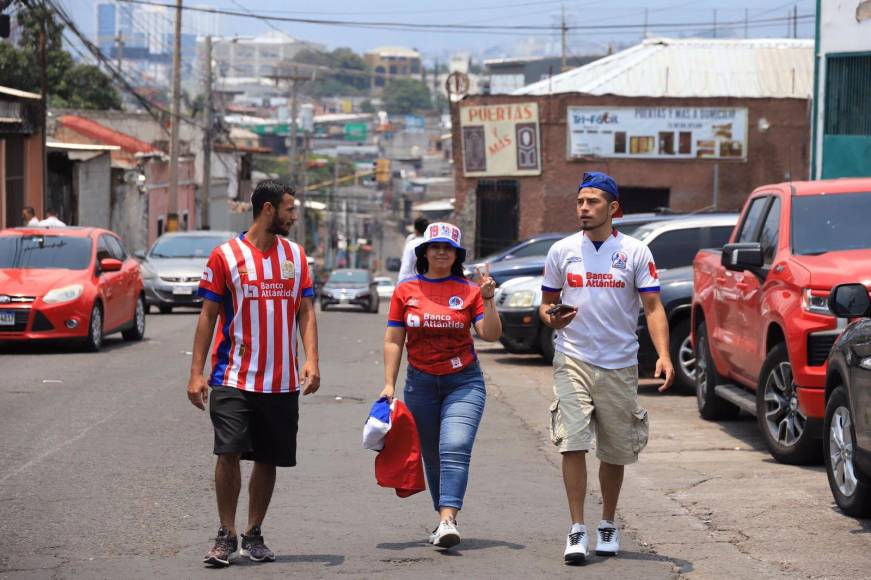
[599,527,616,542]
[568,531,585,546]
[213,534,235,553]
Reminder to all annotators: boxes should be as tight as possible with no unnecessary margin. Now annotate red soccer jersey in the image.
[387,275,485,375]
[197,234,314,393]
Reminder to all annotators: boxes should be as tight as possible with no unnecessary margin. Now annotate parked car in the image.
[0,226,145,351]
[692,178,871,465]
[495,214,737,373]
[136,231,235,313]
[823,283,871,517]
[464,233,568,279]
[374,276,396,299]
[385,257,402,272]
[320,269,379,313]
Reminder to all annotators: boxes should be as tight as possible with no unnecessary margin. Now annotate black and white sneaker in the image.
[203,526,238,567]
[596,520,619,556]
[240,526,275,562]
[430,518,461,549]
[564,525,588,564]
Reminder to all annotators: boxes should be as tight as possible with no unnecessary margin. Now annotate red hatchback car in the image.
[0,227,146,350]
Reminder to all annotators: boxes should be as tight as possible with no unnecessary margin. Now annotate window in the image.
[758,198,781,265]
[96,235,112,262]
[792,191,871,255]
[736,197,768,243]
[105,235,128,261]
[0,235,92,270]
[645,225,737,270]
[824,54,871,136]
[511,238,559,258]
[614,132,627,154]
[157,217,165,238]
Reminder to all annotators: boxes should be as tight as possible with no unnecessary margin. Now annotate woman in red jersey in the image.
[381,222,501,549]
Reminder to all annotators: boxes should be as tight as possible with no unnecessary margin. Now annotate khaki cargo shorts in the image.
[548,351,649,465]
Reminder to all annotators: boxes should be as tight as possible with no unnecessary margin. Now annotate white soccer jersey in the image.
[541,229,660,369]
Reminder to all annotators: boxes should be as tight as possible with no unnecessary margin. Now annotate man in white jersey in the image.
[188,180,321,567]
[539,172,674,564]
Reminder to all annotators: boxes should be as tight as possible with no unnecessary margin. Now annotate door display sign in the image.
[460,102,542,176]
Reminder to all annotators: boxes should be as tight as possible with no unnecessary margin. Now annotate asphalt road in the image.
[0,306,676,579]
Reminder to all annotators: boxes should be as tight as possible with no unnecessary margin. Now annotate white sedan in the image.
[373,276,396,299]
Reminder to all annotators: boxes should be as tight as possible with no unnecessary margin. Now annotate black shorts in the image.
[209,387,300,467]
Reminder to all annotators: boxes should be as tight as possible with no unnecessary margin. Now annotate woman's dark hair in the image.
[415,244,465,278]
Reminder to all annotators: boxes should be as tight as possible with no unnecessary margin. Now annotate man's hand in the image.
[655,357,675,392]
[548,306,578,329]
[300,360,321,395]
[187,374,209,410]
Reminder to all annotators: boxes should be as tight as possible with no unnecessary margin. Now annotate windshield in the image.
[149,235,229,258]
[328,270,368,284]
[0,235,92,269]
[792,192,871,255]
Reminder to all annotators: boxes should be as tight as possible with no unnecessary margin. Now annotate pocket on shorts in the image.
[548,400,567,446]
[630,407,650,454]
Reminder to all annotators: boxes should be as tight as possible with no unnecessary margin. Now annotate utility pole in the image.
[115,32,123,75]
[744,8,749,38]
[39,6,47,213]
[712,9,717,39]
[643,8,648,39]
[793,4,798,38]
[201,35,213,230]
[560,4,567,72]
[167,0,183,232]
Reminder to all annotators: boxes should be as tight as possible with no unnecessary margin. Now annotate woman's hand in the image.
[379,384,395,402]
[476,265,496,299]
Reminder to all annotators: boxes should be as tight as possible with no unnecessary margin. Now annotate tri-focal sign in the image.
[567,106,749,160]
[459,102,542,177]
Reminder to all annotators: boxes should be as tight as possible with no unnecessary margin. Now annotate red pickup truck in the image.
[692,179,871,464]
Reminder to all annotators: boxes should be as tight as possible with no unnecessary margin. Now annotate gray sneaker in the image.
[203,527,238,567]
[240,526,275,562]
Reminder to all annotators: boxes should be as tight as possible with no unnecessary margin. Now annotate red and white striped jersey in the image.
[198,233,314,393]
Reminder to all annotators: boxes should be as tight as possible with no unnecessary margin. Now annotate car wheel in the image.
[369,297,380,313]
[670,319,696,394]
[158,305,173,314]
[122,296,146,341]
[539,325,555,365]
[824,385,871,517]
[84,302,104,352]
[695,321,739,420]
[756,344,821,465]
[320,302,328,312]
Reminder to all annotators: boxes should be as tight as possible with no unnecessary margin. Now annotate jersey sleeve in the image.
[198,250,228,303]
[541,245,564,293]
[470,285,485,323]
[387,285,406,327]
[299,246,314,298]
[635,244,661,293]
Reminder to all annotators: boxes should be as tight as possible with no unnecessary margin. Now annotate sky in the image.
[72,0,817,63]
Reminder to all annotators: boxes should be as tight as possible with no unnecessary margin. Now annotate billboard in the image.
[567,106,748,160]
[459,102,541,176]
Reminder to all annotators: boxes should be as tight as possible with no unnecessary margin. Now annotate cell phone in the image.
[546,303,577,316]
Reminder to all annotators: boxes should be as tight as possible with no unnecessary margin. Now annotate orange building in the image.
[0,86,44,228]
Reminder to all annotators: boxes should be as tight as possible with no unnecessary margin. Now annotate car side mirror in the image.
[100,258,123,272]
[828,283,871,318]
[721,242,763,273]
[134,250,146,260]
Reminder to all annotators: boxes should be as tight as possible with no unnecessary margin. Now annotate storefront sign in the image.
[459,102,541,176]
[567,106,748,160]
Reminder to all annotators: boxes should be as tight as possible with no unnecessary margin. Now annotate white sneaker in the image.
[596,520,619,556]
[430,518,460,549]
[564,525,588,564]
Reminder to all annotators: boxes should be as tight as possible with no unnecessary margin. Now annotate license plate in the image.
[339,298,350,304]
[0,311,15,326]
[172,286,194,295]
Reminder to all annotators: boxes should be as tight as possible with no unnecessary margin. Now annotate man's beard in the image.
[269,214,291,237]
[579,214,609,231]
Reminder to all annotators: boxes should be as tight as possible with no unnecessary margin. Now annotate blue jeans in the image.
[404,361,486,512]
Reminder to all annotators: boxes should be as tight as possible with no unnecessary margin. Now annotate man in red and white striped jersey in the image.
[187,180,320,567]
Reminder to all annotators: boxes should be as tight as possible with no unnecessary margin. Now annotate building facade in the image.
[206,33,326,79]
[811,0,871,178]
[364,46,422,90]
[0,87,43,229]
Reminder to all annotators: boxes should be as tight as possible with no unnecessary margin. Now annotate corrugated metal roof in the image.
[514,37,814,99]
[57,115,160,154]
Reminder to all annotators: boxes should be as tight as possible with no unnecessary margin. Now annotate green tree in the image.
[292,47,370,98]
[381,79,432,115]
[0,4,121,110]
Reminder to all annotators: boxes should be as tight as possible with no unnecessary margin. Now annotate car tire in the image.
[824,385,871,517]
[756,343,821,465]
[320,302,328,312]
[158,305,173,314]
[670,318,696,395]
[369,297,380,313]
[84,302,104,352]
[122,296,146,341]
[695,321,740,420]
[539,325,555,365]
